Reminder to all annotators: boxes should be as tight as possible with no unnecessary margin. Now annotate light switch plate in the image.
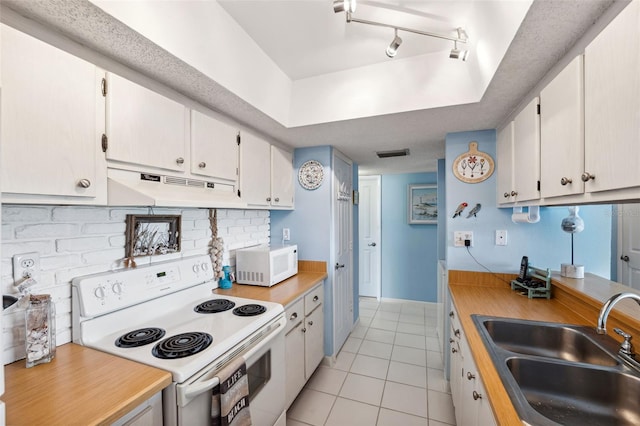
[454,231,473,247]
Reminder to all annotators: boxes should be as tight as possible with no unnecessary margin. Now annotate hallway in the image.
[287,297,456,425]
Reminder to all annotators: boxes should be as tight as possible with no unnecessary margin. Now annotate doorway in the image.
[358,175,381,299]
[618,204,640,290]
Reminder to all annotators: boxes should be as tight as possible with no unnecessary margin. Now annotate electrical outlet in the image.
[496,230,508,246]
[13,252,40,283]
[454,231,473,247]
[283,228,290,241]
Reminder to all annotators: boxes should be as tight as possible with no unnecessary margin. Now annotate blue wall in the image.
[445,130,612,277]
[437,158,447,261]
[381,172,439,302]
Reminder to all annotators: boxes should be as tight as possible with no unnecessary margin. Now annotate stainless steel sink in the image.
[507,357,640,425]
[480,317,619,366]
[472,315,640,426]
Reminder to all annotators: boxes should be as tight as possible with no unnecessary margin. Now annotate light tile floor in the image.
[287,297,456,426]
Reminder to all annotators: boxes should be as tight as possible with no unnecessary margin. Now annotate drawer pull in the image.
[290,312,298,320]
[454,329,461,338]
[449,311,455,318]
[467,372,476,380]
[451,348,458,353]
[313,295,319,302]
[473,391,482,400]
[308,320,314,326]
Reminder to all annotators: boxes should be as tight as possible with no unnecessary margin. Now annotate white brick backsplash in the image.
[2,206,50,222]
[52,206,110,222]
[82,223,126,234]
[1,205,269,364]
[56,236,110,252]
[15,223,79,239]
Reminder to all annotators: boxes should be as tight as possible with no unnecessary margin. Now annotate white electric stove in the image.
[72,255,286,426]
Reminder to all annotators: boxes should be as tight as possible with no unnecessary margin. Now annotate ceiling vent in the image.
[376,149,410,158]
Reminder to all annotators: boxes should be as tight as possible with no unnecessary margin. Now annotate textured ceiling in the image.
[2,0,619,175]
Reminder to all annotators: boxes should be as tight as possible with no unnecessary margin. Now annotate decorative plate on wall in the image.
[298,160,324,190]
[452,141,495,184]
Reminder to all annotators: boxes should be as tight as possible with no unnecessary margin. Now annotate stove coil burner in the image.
[152,332,213,359]
[194,298,236,314]
[115,327,166,348]
[233,304,267,317]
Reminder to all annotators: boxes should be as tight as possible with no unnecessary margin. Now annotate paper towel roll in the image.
[512,213,531,223]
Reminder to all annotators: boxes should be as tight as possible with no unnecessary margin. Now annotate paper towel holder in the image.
[512,206,540,223]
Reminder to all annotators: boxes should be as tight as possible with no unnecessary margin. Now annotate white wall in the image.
[1,205,269,365]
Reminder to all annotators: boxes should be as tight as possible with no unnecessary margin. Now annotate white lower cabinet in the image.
[284,282,324,408]
[449,301,497,426]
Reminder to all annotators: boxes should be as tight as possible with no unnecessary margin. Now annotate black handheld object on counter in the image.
[517,256,528,283]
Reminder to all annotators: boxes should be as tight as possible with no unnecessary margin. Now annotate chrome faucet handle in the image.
[614,327,635,355]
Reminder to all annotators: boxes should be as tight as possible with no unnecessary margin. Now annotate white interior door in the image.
[333,151,353,353]
[618,204,640,289]
[358,176,381,299]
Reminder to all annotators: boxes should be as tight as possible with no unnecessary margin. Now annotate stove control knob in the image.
[94,286,106,299]
[112,282,123,295]
[193,264,200,273]
[201,262,209,271]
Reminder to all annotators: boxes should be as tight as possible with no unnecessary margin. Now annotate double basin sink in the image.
[473,316,640,425]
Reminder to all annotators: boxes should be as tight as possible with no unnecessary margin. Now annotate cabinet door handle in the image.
[581,172,596,182]
[449,338,455,343]
[266,197,271,202]
[176,157,185,165]
[308,320,313,326]
[467,372,476,380]
[274,197,280,202]
[302,328,307,333]
[472,391,482,400]
[451,347,458,353]
[290,312,298,320]
[510,190,518,196]
[199,162,206,168]
[454,329,460,338]
[560,177,572,186]
[449,311,455,318]
[313,295,319,302]
[503,192,510,198]
[77,179,91,188]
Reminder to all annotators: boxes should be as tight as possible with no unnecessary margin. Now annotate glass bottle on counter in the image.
[25,294,56,368]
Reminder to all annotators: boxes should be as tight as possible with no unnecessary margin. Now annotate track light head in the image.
[449,41,469,61]
[456,27,468,41]
[333,0,356,14]
[385,29,402,58]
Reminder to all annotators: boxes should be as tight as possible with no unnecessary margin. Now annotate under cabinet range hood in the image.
[107,168,247,208]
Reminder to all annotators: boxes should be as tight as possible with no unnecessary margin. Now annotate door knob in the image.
[621,255,630,262]
[368,242,377,247]
[335,263,345,270]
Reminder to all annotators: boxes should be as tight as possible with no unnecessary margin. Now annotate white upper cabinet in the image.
[540,55,585,198]
[584,0,640,193]
[511,97,541,203]
[190,110,239,183]
[0,24,106,203]
[240,132,271,207]
[239,132,294,209]
[271,146,294,208]
[496,122,514,205]
[105,72,187,172]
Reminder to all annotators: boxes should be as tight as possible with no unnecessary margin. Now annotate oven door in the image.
[175,316,286,426]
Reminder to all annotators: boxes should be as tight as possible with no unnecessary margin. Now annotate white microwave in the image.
[235,245,298,287]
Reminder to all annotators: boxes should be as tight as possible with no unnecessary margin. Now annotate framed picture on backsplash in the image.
[408,184,437,224]
[125,214,181,262]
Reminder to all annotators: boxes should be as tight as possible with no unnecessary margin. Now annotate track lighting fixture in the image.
[333,0,356,14]
[385,29,402,58]
[333,4,468,61]
[449,40,469,61]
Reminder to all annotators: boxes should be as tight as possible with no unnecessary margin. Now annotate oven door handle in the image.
[180,316,286,404]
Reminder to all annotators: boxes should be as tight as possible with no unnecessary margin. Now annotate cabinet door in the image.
[304,306,324,378]
[1,25,102,199]
[540,55,585,198]
[271,146,294,208]
[239,132,271,206]
[496,122,515,205]
[285,323,306,408]
[585,1,640,193]
[106,73,186,172]
[191,111,238,182]
[512,97,541,202]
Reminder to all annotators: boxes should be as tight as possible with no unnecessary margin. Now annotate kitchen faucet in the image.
[596,292,640,334]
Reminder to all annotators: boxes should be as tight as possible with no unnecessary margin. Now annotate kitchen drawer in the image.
[304,284,323,316]
[285,298,304,334]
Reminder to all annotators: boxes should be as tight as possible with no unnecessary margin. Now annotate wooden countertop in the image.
[214,260,327,306]
[448,270,640,426]
[3,343,172,426]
